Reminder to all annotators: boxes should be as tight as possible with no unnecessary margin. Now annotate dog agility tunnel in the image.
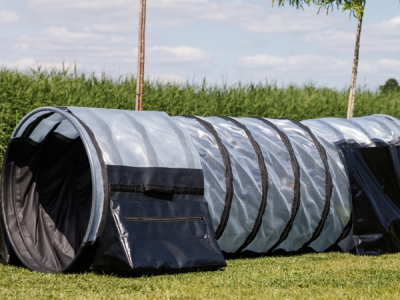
[2,107,400,273]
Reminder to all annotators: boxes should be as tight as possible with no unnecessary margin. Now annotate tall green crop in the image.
[1,68,399,168]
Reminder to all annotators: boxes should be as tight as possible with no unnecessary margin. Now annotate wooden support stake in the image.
[135,0,146,111]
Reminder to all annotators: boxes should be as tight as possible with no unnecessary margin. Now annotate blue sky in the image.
[0,0,399,88]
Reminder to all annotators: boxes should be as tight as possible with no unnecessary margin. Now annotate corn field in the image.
[1,68,400,168]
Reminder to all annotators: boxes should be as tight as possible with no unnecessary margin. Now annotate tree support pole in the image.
[347,10,363,119]
[135,0,146,111]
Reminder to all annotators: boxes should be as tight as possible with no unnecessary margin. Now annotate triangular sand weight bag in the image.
[2,107,400,273]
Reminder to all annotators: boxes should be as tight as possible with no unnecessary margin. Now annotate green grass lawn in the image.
[2,69,400,299]
[2,252,400,299]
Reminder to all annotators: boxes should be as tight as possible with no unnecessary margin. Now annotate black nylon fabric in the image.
[2,134,92,272]
[0,213,9,264]
[341,143,400,254]
[107,165,204,188]
[91,166,226,273]
[110,184,204,195]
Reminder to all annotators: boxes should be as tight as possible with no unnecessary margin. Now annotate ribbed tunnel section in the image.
[2,108,400,273]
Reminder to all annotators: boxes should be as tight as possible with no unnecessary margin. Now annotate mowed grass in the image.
[2,253,400,299]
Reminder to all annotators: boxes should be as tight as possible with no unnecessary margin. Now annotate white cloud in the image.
[27,0,133,11]
[361,17,400,54]
[236,53,400,87]
[300,15,400,54]
[10,23,211,64]
[0,57,37,69]
[301,30,355,48]
[26,0,136,35]
[25,0,341,33]
[242,10,343,34]
[12,26,129,55]
[0,7,19,24]
[147,46,212,63]
[2,0,399,87]
[149,0,342,33]
[1,33,212,81]
[359,58,400,74]
[0,58,86,71]
[37,27,105,42]
[367,16,400,38]
[237,54,349,73]
[87,45,213,64]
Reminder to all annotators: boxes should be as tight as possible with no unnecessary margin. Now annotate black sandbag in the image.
[91,166,226,272]
[341,144,400,254]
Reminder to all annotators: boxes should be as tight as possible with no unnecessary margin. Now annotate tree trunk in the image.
[347,9,364,119]
[135,0,146,111]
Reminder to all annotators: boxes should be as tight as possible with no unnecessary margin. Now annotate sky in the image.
[0,0,399,89]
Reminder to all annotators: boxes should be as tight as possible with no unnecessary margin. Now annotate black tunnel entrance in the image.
[2,124,92,272]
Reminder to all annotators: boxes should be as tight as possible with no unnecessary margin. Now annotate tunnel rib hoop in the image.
[1,107,107,272]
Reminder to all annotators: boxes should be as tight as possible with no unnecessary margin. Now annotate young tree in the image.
[314,1,365,118]
[273,0,310,7]
[380,78,400,94]
[273,0,366,119]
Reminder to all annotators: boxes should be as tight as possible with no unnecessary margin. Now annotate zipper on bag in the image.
[125,216,204,222]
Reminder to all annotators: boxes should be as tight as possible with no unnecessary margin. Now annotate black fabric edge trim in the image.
[59,107,110,249]
[1,144,32,269]
[252,117,301,253]
[6,107,104,273]
[107,165,204,188]
[182,115,234,239]
[288,119,333,250]
[1,119,64,272]
[10,132,78,146]
[109,184,204,195]
[316,120,353,249]
[326,215,353,252]
[384,116,400,131]
[52,132,78,143]
[8,137,40,147]
[217,116,269,253]
[1,140,14,265]
[21,112,54,138]
[333,137,399,149]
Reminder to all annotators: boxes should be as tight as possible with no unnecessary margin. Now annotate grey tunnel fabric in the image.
[195,116,264,253]
[1,107,225,273]
[264,118,329,253]
[301,119,351,252]
[175,116,332,253]
[3,107,400,274]
[174,114,400,255]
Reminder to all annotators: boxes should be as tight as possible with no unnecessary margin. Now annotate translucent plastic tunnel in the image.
[2,107,400,273]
